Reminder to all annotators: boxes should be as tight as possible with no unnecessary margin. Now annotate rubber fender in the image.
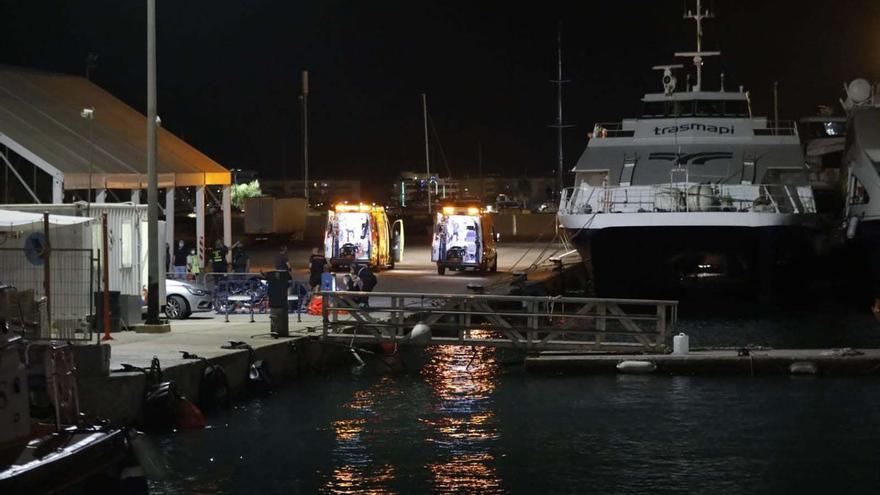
[616,360,657,374]
[198,364,230,411]
[248,360,273,394]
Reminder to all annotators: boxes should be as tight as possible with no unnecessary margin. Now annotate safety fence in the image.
[200,272,308,320]
[321,291,678,352]
[0,247,96,341]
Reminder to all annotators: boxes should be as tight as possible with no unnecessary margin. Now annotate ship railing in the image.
[754,120,798,136]
[559,183,817,215]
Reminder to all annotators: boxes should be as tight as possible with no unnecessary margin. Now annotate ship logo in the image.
[648,151,734,165]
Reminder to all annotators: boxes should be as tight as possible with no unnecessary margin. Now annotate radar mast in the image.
[675,0,720,92]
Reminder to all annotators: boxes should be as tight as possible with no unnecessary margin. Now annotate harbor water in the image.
[150,308,880,494]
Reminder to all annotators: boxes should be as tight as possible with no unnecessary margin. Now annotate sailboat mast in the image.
[549,21,573,199]
[422,93,431,214]
[556,26,564,198]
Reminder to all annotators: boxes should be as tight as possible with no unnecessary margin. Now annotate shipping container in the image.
[244,197,307,236]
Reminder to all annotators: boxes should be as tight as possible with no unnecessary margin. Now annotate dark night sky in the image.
[1,1,879,197]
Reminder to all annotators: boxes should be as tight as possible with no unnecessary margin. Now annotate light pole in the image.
[80,107,95,203]
[145,0,161,325]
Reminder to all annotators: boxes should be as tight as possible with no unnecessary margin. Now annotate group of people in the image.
[165,240,376,306]
[307,247,377,307]
[166,240,202,280]
[165,239,250,282]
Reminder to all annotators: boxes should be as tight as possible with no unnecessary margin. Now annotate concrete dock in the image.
[525,349,880,375]
[76,314,348,425]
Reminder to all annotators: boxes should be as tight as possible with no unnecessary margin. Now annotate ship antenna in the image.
[675,0,720,92]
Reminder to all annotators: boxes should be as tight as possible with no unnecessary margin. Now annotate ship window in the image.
[641,100,695,118]
[642,101,666,117]
[695,100,723,116]
[723,100,750,117]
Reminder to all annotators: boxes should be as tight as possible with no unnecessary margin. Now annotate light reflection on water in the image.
[322,330,503,494]
[420,336,503,494]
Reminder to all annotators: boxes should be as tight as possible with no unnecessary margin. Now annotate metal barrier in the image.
[0,247,96,341]
[200,272,308,321]
[321,291,677,352]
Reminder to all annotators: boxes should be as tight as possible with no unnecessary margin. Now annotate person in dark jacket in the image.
[211,239,228,283]
[308,247,327,294]
[231,241,249,273]
[351,263,377,308]
[274,246,291,272]
[173,240,188,278]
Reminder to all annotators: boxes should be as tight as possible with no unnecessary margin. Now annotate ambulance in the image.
[431,203,498,275]
[324,204,404,270]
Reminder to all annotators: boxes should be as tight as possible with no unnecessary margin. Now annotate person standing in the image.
[211,239,229,283]
[173,240,188,278]
[274,245,291,272]
[186,248,201,282]
[308,247,326,293]
[231,241,249,273]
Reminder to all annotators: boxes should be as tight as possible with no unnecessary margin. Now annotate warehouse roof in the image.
[0,65,230,189]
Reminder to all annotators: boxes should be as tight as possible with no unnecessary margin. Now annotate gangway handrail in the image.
[319,290,678,352]
[321,290,678,306]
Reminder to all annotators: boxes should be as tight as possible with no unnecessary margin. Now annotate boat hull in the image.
[564,223,818,300]
[0,427,143,494]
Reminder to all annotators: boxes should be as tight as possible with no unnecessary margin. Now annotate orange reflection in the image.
[325,377,400,494]
[332,418,365,443]
[420,329,503,493]
[324,463,396,495]
[427,454,503,494]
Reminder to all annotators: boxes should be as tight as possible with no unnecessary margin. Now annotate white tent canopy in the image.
[0,209,93,229]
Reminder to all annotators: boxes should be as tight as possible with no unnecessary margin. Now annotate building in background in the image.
[391,171,556,211]
[260,179,361,208]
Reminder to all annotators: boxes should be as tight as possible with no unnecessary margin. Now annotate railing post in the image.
[657,303,667,349]
[223,275,229,323]
[322,291,329,338]
[596,302,606,349]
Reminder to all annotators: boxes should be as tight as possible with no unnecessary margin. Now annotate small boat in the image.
[0,293,148,493]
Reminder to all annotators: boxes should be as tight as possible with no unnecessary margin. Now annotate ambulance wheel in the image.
[437,265,445,275]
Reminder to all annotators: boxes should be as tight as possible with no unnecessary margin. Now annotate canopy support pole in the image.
[195,185,205,268]
[222,185,231,261]
[165,187,175,255]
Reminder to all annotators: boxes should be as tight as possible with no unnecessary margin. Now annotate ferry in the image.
[557,0,818,299]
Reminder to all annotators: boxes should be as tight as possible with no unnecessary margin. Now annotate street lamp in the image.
[80,107,95,203]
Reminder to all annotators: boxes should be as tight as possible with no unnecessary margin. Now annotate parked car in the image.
[165,279,213,319]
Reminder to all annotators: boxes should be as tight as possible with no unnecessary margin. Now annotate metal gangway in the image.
[320,291,678,352]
